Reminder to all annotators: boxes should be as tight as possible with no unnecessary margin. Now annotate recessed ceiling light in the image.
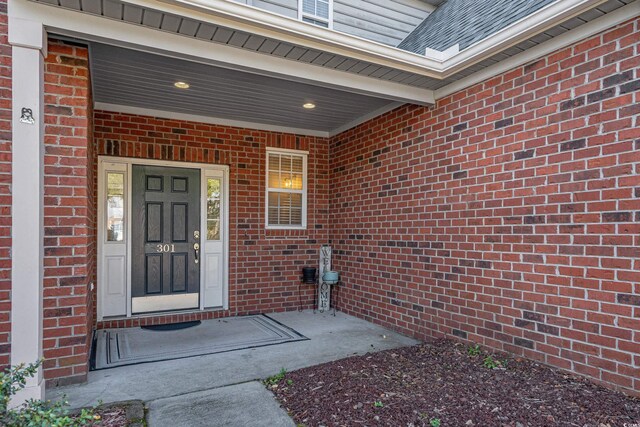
[174,81,190,89]
[303,102,316,109]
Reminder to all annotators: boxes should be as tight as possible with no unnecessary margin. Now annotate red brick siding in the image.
[93,111,330,325]
[330,18,640,395]
[43,41,94,386]
[0,0,10,368]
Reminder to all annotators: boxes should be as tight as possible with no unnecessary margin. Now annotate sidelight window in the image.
[106,172,125,242]
[207,178,222,241]
[266,149,307,229]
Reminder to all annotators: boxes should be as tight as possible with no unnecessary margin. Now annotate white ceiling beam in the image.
[10,0,435,106]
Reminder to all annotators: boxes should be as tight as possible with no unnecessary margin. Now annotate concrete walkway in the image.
[48,310,418,426]
[148,382,295,427]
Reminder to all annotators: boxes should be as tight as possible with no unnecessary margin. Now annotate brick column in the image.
[42,40,94,387]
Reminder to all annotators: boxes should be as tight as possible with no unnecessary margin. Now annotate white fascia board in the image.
[144,0,615,77]
[95,103,331,137]
[149,0,444,76]
[435,0,640,99]
[11,0,434,106]
[440,0,610,76]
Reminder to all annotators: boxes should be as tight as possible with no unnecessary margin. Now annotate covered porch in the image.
[9,0,435,400]
[8,0,640,403]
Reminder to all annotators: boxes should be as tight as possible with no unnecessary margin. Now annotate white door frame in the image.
[97,155,229,320]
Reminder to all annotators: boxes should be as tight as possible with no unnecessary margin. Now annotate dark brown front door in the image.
[131,165,201,314]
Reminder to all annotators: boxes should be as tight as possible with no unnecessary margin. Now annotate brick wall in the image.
[93,111,331,325]
[37,40,333,384]
[43,41,94,386]
[0,0,10,368]
[41,41,331,381]
[330,18,640,395]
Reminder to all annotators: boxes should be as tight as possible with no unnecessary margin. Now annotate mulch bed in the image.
[93,406,128,426]
[73,400,145,427]
[270,340,640,427]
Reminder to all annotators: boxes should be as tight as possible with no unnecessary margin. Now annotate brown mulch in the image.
[93,406,128,426]
[72,400,145,426]
[270,340,640,427]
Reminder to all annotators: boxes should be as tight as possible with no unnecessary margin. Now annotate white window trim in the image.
[298,0,333,30]
[265,147,308,230]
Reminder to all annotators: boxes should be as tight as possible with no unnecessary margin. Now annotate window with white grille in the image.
[266,149,307,229]
[299,0,332,29]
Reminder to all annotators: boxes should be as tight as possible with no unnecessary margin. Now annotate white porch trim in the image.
[439,0,611,77]
[14,0,626,108]
[133,0,610,77]
[10,0,435,106]
[8,16,47,403]
[436,1,640,98]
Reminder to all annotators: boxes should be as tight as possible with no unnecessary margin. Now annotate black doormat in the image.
[93,315,308,370]
[141,320,201,331]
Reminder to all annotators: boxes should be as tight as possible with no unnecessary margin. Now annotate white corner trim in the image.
[441,0,610,76]
[425,44,459,61]
[8,16,47,55]
[10,38,46,403]
[328,102,403,137]
[95,103,331,137]
[435,0,640,99]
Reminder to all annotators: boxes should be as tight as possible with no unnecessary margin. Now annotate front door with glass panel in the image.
[131,165,201,313]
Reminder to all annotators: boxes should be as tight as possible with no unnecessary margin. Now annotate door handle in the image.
[194,242,200,264]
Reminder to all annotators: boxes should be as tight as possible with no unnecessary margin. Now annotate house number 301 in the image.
[156,244,176,253]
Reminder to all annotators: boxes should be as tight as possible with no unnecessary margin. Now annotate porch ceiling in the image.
[89,42,398,135]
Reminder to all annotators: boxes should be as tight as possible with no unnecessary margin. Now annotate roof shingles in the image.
[398,0,557,54]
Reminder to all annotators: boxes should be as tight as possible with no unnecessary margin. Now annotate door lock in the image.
[194,230,200,240]
[194,242,200,264]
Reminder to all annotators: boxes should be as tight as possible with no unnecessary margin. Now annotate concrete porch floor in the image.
[48,310,418,426]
